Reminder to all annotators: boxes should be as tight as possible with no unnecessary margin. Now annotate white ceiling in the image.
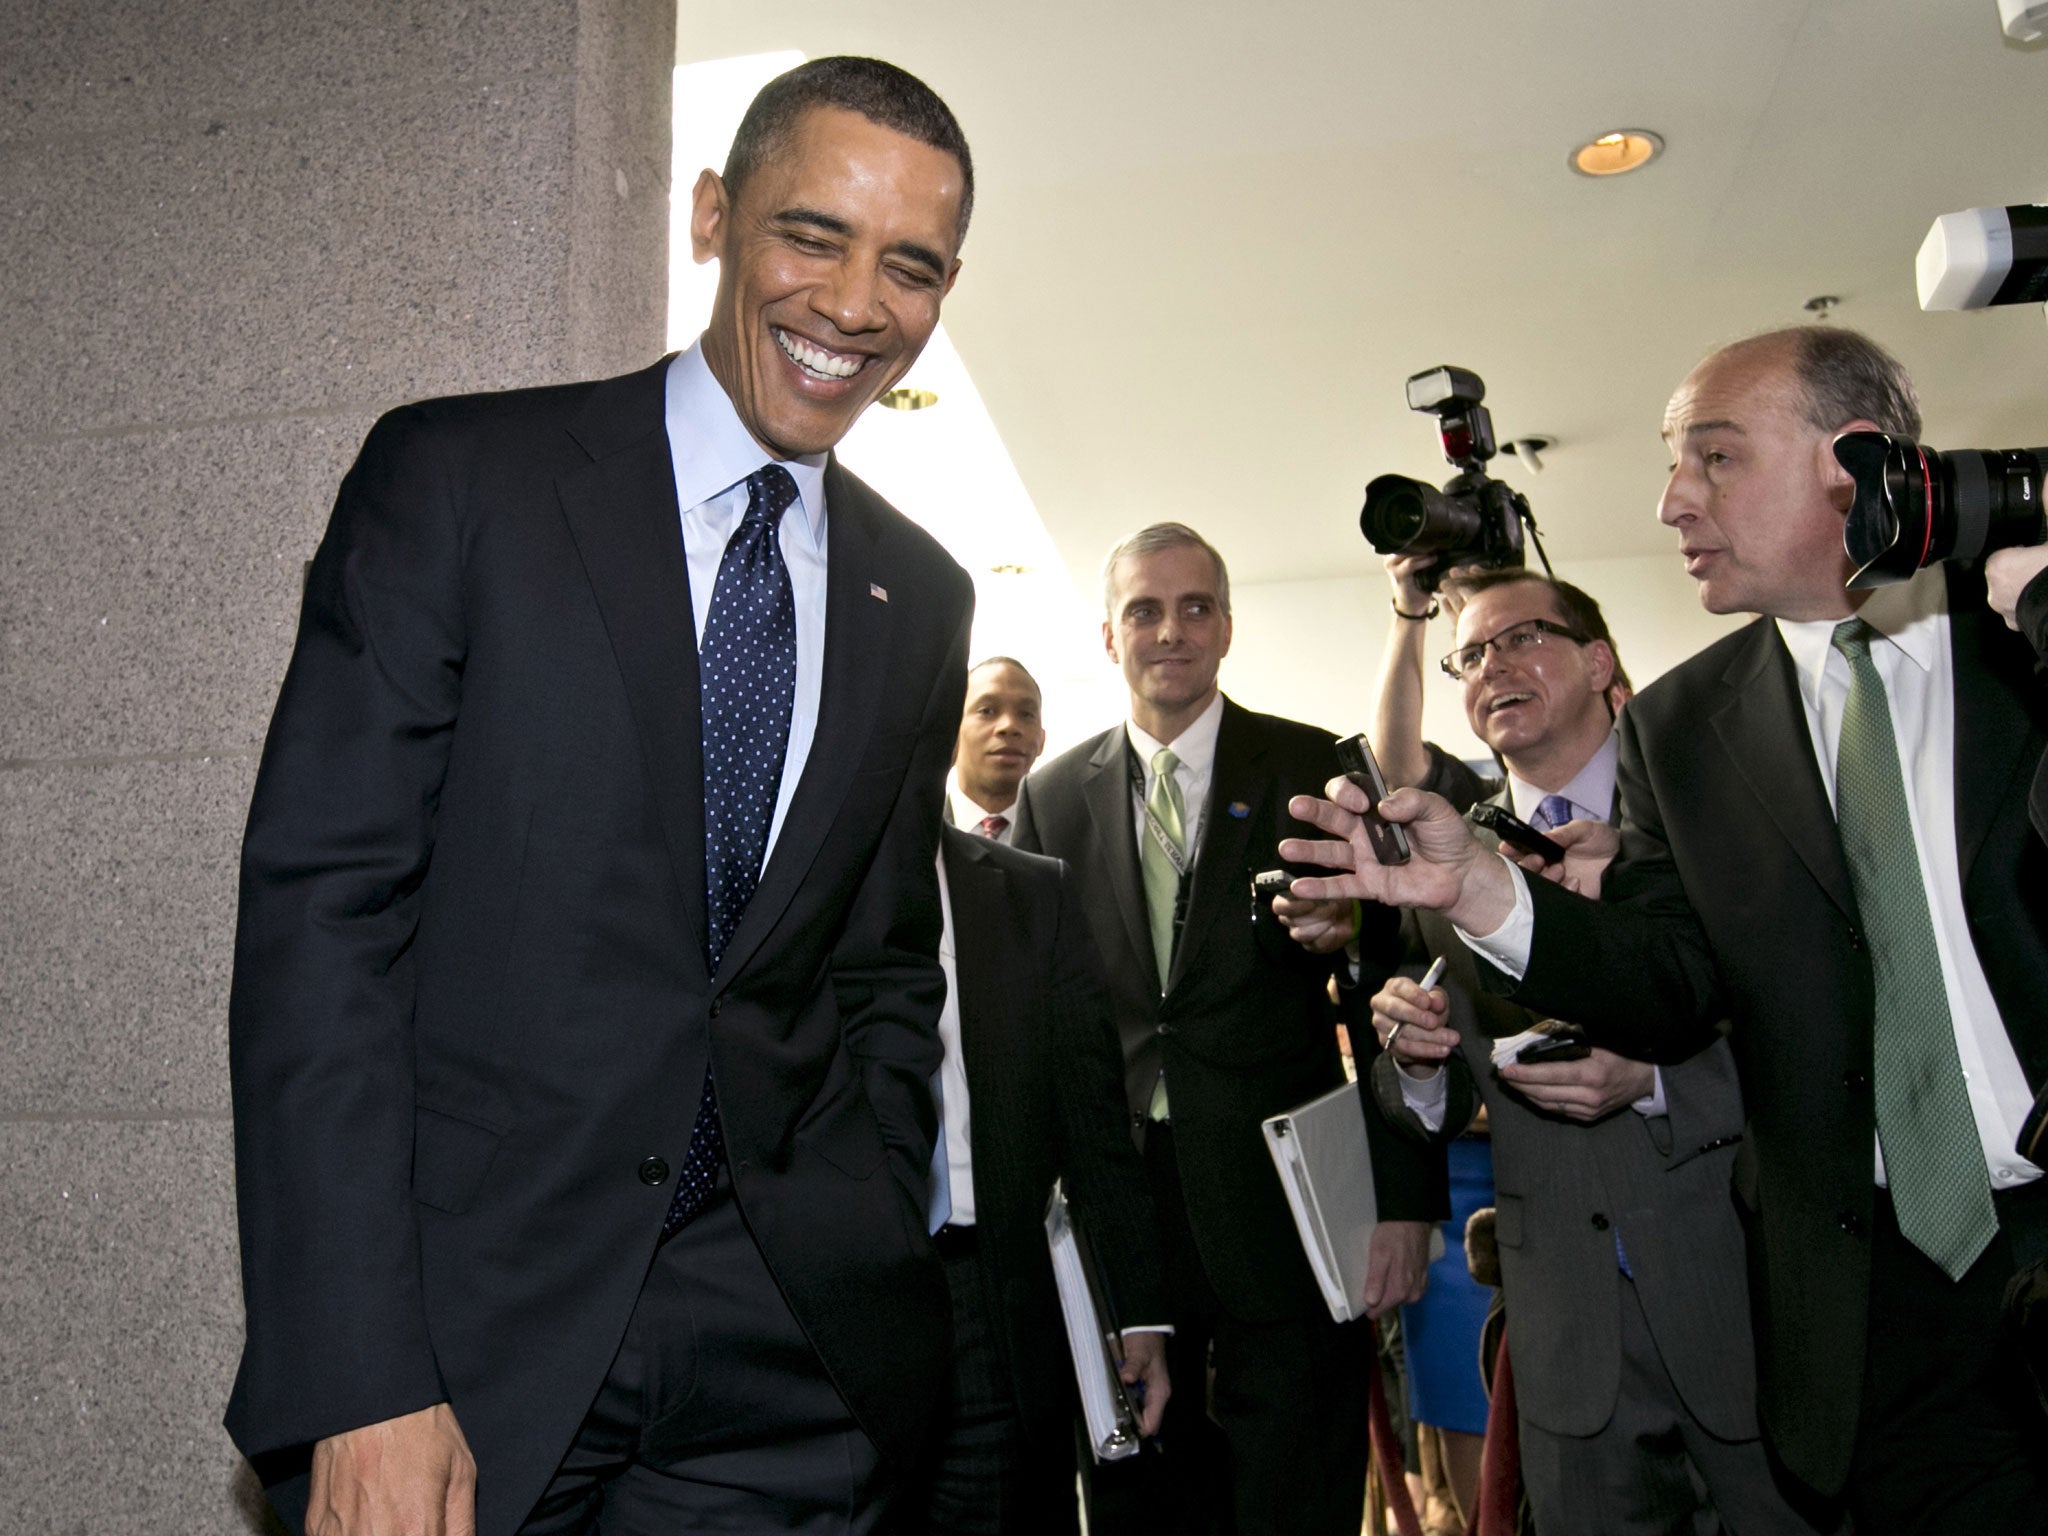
[677,0,2048,592]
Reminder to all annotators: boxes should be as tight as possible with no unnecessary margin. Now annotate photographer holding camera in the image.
[1286,327,2048,1535]
[1987,544,2048,840]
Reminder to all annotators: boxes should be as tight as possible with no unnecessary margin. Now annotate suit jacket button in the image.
[709,999,722,1018]
[1590,1212,1610,1231]
[1846,927,1865,952]
[1156,1022,1173,1036]
[638,1156,670,1187]
[1842,1069,1869,1091]
[1838,1211,1865,1238]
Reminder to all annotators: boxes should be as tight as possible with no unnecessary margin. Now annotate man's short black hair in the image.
[723,56,974,244]
[1448,569,1634,698]
[968,655,1041,697]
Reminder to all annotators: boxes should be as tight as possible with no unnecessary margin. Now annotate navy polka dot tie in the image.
[665,463,799,1237]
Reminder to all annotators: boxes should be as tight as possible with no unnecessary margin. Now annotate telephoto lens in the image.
[1834,431,2047,590]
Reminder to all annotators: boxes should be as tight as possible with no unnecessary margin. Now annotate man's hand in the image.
[1501,819,1620,900]
[306,1403,476,1536]
[1369,975,1459,1070]
[1361,1219,1433,1319]
[1987,545,2048,631]
[1272,893,1356,954]
[1281,779,1513,933]
[1497,1046,1654,1123]
[1114,1331,1171,1438]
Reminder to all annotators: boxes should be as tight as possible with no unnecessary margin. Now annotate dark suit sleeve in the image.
[1368,1048,1478,1150]
[1510,706,1726,1064]
[1650,1036,1746,1174]
[1355,1029,1451,1221]
[226,408,460,1454]
[829,599,972,1207]
[1046,863,1167,1328]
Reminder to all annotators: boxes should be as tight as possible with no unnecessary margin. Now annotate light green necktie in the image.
[1140,747,1186,1121]
[1831,618,1998,1280]
[1141,747,1187,991]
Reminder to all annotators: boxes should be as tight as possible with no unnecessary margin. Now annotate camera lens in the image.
[1361,474,1485,555]
[1838,432,2048,589]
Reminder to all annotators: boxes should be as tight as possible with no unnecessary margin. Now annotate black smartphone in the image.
[1515,1027,1592,1065]
[1467,802,1566,864]
[1331,733,1411,866]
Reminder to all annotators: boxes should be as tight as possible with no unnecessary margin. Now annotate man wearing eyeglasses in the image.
[1284,328,2048,1534]
[1366,568,1822,1533]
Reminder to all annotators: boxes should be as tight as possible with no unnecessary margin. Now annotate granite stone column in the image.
[0,2,673,1526]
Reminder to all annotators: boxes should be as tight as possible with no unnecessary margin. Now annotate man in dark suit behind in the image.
[225,58,978,1536]
[899,654,1169,1535]
[1013,522,1444,1536]
[1284,328,2048,1535]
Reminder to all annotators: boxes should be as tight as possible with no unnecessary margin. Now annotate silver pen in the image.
[1385,955,1448,1053]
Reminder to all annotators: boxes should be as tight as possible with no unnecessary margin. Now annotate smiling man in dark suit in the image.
[1012,523,1442,1536]
[225,57,978,1536]
[1284,328,2048,1535]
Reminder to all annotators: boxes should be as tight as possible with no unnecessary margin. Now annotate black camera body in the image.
[1360,366,1535,594]
[1834,431,2047,589]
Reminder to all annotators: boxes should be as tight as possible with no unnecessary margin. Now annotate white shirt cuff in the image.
[1631,1067,1666,1118]
[1454,854,1534,981]
[1396,1061,1449,1135]
[1121,1324,1173,1337]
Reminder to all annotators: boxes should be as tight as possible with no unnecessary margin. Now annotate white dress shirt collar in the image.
[948,778,1017,842]
[1775,563,1943,722]
[663,339,830,552]
[1125,691,1226,779]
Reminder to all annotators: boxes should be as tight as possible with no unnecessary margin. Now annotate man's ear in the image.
[1584,638,1616,696]
[1101,619,1120,666]
[1820,418,1881,514]
[689,168,729,266]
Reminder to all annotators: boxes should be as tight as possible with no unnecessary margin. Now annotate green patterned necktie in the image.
[1141,747,1187,991]
[1830,618,1998,1280]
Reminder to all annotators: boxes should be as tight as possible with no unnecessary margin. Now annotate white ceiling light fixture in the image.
[1568,129,1665,178]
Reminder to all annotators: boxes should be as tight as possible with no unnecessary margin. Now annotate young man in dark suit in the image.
[900,655,1168,1535]
[1012,522,1444,1536]
[1368,570,1822,1533]
[1285,329,2048,1535]
[226,57,978,1536]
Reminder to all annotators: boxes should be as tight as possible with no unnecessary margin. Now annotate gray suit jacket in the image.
[1371,802,1757,1441]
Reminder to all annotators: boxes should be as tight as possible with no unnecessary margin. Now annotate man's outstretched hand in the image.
[307,1402,476,1536]
[1280,779,1516,935]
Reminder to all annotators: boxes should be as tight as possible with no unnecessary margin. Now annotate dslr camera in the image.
[1360,366,1541,595]
[1833,432,2046,589]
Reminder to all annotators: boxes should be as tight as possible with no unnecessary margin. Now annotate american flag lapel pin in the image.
[869,582,889,602]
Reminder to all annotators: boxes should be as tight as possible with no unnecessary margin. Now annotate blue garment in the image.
[1399,1135,1495,1435]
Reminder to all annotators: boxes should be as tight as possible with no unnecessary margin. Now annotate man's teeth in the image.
[1491,693,1532,713]
[775,329,863,379]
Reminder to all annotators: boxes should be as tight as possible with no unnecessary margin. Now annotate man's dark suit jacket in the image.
[1508,564,2048,1496]
[223,358,974,1535]
[939,826,1165,1431]
[1012,697,1443,1322]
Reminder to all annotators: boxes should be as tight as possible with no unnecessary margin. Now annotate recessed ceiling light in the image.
[880,387,939,411]
[1568,129,1664,178]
